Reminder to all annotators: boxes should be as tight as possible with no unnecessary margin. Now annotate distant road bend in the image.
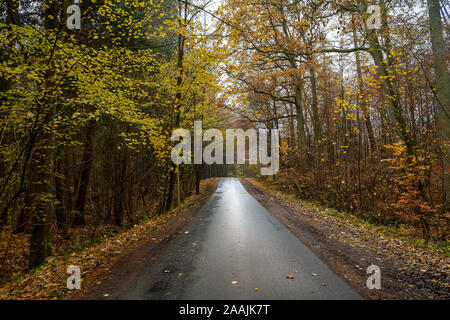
[88,178,362,300]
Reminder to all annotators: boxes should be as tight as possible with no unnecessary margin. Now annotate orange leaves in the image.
[384,142,407,157]
[381,143,439,221]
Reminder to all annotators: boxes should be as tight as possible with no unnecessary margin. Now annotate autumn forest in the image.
[0,0,449,300]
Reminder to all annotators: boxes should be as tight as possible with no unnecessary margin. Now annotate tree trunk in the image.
[427,0,450,205]
[294,80,306,152]
[54,151,68,235]
[14,182,33,234]
[73,122,95,226]
[165,3,186,212]
[353,25,376,152]
[29,131,55,269]
[29,0,58,269]
[309,66,320,144]
[358,0,414,154]
[195,165,201,195]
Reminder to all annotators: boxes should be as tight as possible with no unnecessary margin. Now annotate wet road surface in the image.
[96,178,362,300]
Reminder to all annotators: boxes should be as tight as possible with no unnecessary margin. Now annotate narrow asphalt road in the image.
[93,178,362,300]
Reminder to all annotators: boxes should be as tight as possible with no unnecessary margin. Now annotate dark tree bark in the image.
[54,150,68,234]
[427,0,450,205]
[165,2,186,212]
[29,132,55,268]
[13,182,33,234]
[29,0,58,269]
[73,122,95,226]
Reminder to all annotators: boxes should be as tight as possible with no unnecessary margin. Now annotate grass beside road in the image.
[253,177,449,256]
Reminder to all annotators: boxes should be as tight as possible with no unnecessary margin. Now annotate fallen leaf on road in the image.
[286,275,295,279]
[254,288,259,292]
[321,283,327,286]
